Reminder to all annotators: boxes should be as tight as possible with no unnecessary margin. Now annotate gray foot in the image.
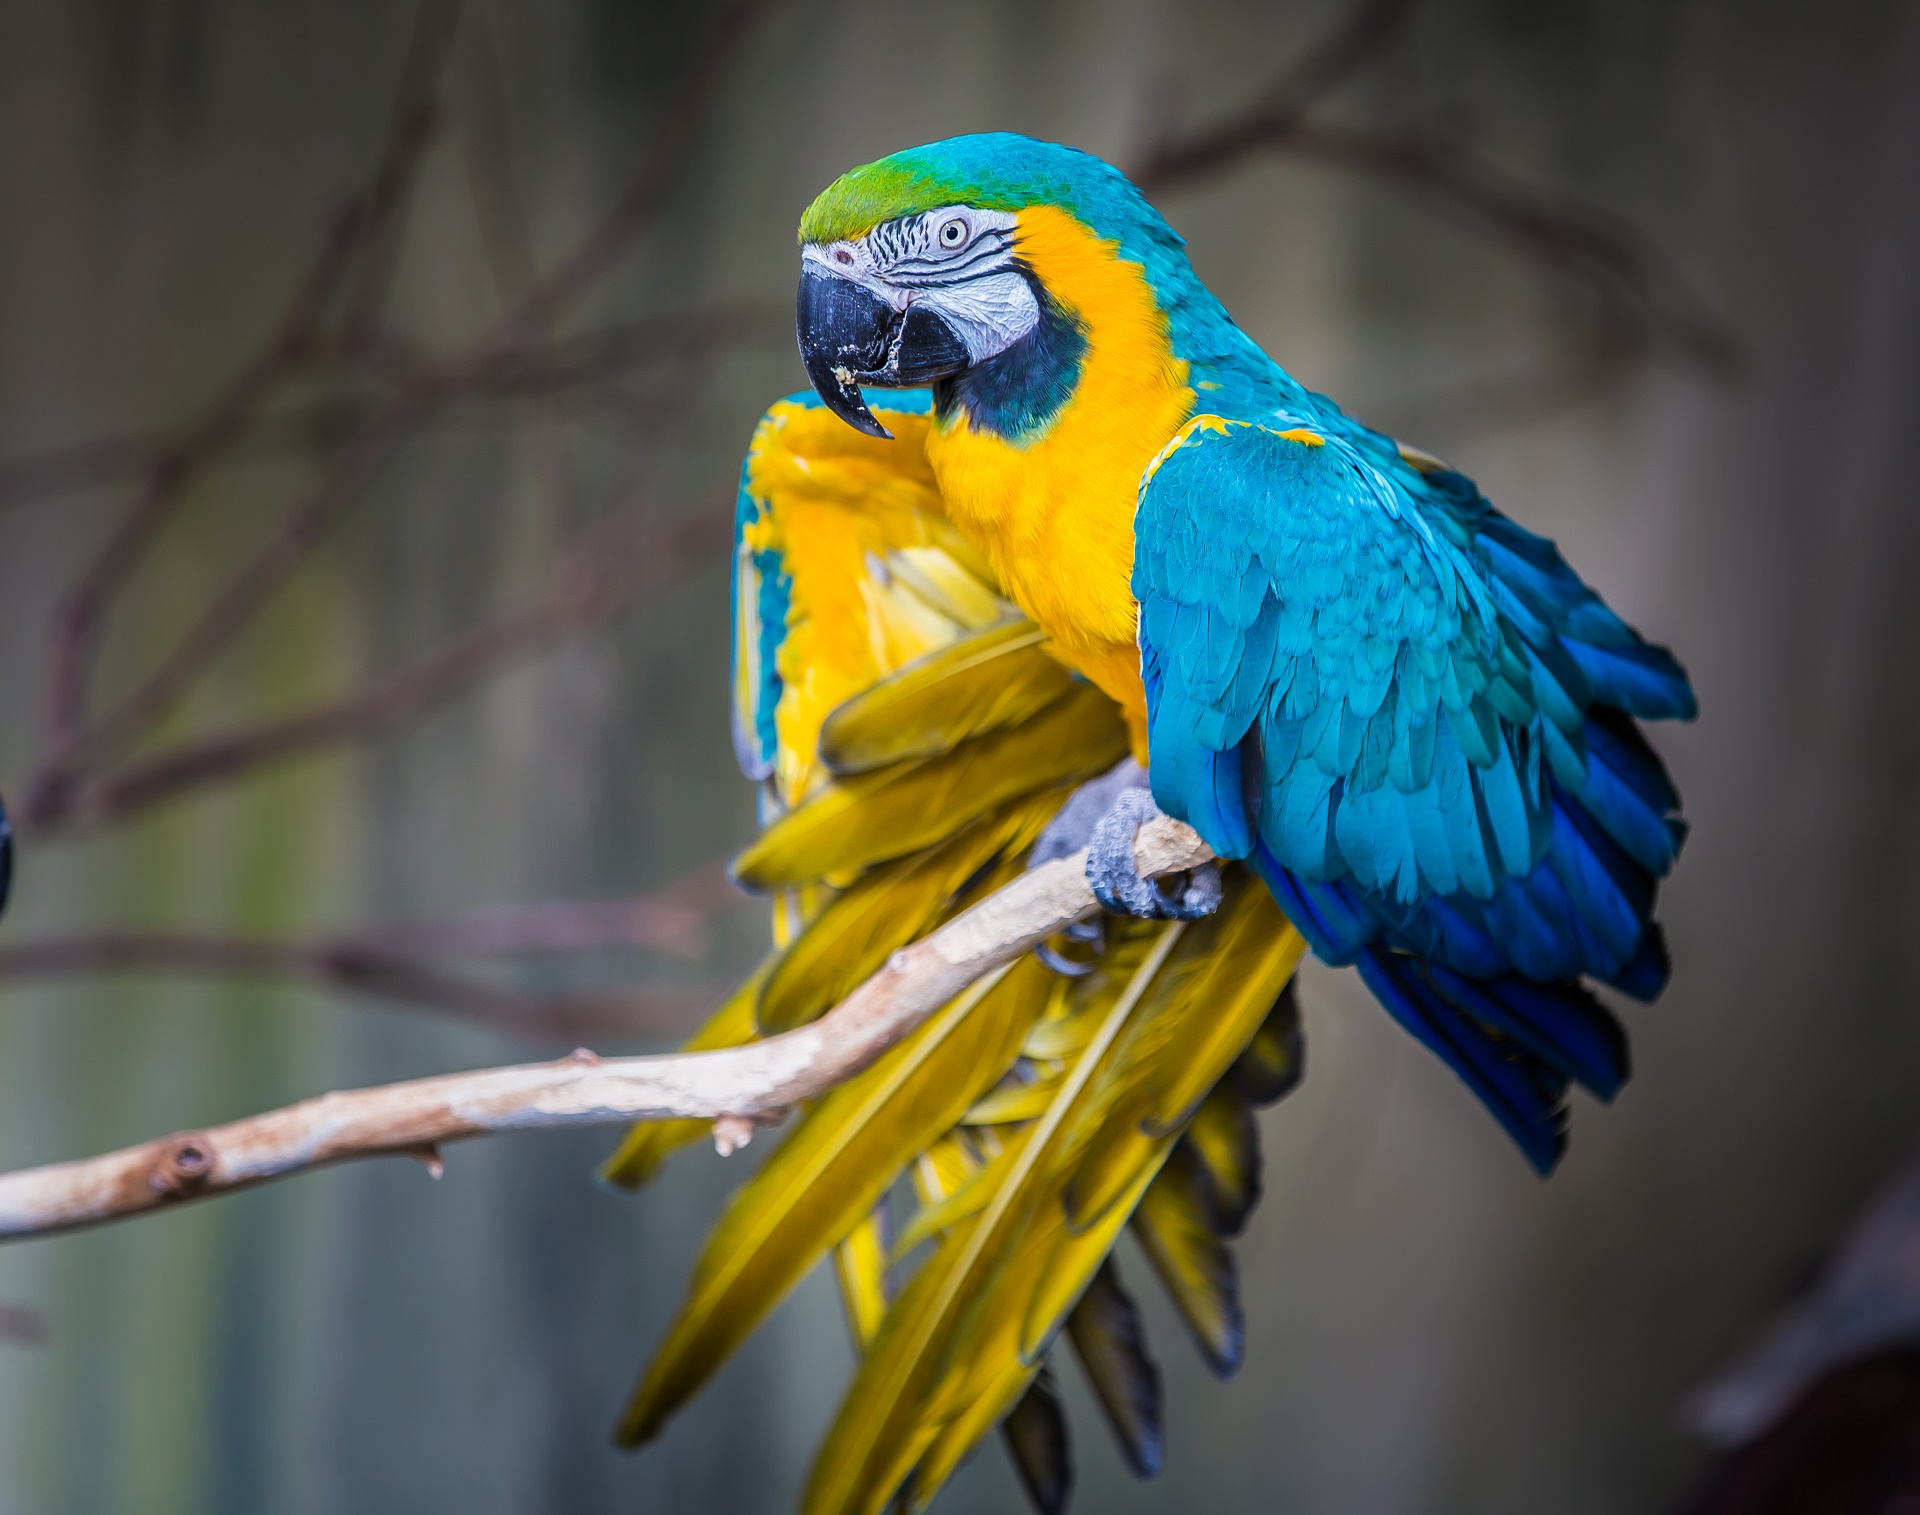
[1087,788,1221,920]
[1030,758,1222,922]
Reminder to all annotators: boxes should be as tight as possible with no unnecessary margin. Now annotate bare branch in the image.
[0,929,719,1040]
[1130,0,1743,388]
[343,860,736,959]
[0,305,781,514]
[23,506,729,835]
[0,819,1213,1241]
[0,858,742,1037]
[1278,122,1744,376]
[469,0,776,357]
[21,0,775,823]
[0,1305,46,1347]
[34,0,461,759]
[1131,0,1416,190]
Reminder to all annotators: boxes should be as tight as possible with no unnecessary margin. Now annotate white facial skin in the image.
[801,206,1039,366]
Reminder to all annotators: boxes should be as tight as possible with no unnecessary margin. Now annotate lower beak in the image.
[796,270,970,439]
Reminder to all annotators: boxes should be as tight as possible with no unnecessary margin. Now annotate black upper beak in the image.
[796,269,970,439]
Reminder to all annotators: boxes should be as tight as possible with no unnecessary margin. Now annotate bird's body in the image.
[610,133,1696,1515]
[911,200,1190,748]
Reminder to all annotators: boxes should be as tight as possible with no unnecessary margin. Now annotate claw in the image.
[1034,938,1098,977]
[1029,757,1220,924]
[1033,913,1106,978]
[1087,789,1222,920]
[1064,917,1105,949]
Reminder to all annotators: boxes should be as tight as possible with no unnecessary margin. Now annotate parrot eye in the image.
[938,217,967,248]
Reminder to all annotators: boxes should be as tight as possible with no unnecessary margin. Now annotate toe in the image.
[1086,789,1169,918]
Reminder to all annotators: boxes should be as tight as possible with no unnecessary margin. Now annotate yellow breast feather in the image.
[921,204,1194,752]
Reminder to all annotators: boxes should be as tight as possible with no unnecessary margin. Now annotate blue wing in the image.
[1134,415,1694,1170]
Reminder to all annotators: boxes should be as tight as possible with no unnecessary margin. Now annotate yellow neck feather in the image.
[921,205,1193,738]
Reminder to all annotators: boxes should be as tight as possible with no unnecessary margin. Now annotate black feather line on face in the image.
[934,269,1089,443]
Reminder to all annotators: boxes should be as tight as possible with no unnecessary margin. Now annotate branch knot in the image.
[148,1134,216,1197]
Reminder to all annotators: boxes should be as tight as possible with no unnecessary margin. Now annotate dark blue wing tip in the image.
[1357,946,1573,1175]
[1605,922,1671,1002]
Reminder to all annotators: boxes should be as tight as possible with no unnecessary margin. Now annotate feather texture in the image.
[1132,1146,1245,1379]
[819,619,1078,775]
[756,788,1066,1032]
[615,959,1049,1448]
[732,681,1128,890]
[1065,1262,1165,1478]
[834,1205,892,1353]
[997,1368,1072,1515]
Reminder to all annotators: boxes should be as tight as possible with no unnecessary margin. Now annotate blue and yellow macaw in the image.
[603,134,1693,1515]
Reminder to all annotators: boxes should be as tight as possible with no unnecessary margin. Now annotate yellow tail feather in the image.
[1131,1150,1243,1379]
[800,924,1184,1515]
[615,958,1049,1448]
[1182,1082,1261,1236]
[1062,877,1303,1231]
[833,1205,892,1354]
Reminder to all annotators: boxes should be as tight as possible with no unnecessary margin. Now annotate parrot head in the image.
[794,133,1170,439]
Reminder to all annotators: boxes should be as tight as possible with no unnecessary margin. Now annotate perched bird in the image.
[603,134,1694,1515]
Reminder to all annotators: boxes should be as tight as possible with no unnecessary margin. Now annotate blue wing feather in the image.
[1137,415,1693,1170]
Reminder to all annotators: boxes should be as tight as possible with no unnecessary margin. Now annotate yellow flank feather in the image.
[800,924,1184,1515]
[742,400,1012,804]
[597,961,771,1190]
[833,1206,892,1354]
[817,619,1076,775]
[615,959,1049,1448]
[756,788,1066,1034]
[731,681,1128,890]
[920,204,1197,759]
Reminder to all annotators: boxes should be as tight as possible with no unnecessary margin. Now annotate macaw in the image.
[602,134,1693,1515]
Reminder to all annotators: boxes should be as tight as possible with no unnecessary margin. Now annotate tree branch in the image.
[20,0,774,824]
[0,862,742,1037]
[0,304,781,514]
[34,0,462,759]
[1131,0,1744,388]
[22,506,730,835]
[0,819,1213,1241]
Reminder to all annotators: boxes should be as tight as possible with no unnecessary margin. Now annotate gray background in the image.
[0,1,1916,1511]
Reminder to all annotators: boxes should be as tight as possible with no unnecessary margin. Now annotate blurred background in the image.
[0,1,1915,1511]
